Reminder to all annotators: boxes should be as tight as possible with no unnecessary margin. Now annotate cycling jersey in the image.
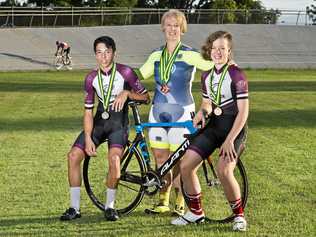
[58,42,70,49]
[201,64,248,115]
[84,63,147,111]
[73,63,147,150]
[188,64,248,158]
[140,44,213,149]
[140,44,213,107]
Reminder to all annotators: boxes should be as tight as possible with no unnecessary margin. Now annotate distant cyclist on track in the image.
[55,41,71,60]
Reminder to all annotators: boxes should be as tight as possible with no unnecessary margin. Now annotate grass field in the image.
[0,69,315,237]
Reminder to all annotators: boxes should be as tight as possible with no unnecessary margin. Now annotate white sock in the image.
[105,188,117,209]
[70,187,80,212]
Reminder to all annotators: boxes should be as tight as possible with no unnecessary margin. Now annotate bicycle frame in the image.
[128,102,199,184]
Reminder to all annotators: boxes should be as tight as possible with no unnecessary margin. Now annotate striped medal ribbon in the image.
[97,63,116,120]
[209,64,229,116]
[159,41,181,93]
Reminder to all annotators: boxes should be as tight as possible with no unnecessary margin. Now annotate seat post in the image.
[130,102,141,125]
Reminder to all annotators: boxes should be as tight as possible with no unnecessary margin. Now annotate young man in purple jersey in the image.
[60,36,149,222]
[171,31,249,232]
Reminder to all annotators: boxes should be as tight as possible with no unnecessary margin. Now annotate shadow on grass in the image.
[1,109,315,132]
[1,81,316,93]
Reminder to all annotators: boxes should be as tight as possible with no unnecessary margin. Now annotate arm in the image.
[83,109,97,157]
[138,50,160,80]
[219,99,249,162]
[112,90,150,112]
[193,98,212,128]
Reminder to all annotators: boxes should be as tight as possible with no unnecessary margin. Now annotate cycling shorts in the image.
[73,109,128,152]
[188,115,247,159]
[148,103,195,151]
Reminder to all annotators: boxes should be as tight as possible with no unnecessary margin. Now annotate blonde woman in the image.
[138,9,214,216]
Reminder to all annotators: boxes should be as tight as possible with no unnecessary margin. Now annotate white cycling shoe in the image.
[171,211,205,225]
[232,216,247,231]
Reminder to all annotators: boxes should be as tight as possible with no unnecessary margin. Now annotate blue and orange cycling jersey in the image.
[139,44,214,107]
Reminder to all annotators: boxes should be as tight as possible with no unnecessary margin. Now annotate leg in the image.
[60,146,85,221]
[217,158,247,231]
[104,147,123,221]
[171,149,205,225]
[172,163,185,216]
[147,148,172,213]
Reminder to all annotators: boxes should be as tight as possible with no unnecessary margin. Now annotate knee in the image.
[67,150,81,166]
[217,165,233,179]
[180,157,192,177]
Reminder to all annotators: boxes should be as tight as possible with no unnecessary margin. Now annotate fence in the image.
[0,7,312,27]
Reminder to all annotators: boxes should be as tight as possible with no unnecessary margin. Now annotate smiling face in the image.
[95,43,115,71]
[210,37,231,66]
[162,16,182,42]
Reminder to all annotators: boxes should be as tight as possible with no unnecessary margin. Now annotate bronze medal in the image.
[214,107,222,116]
[161,84,170,94]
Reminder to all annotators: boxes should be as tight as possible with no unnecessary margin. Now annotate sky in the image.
[261,0,314,10]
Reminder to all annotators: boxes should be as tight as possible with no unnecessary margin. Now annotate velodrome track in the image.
[0,24,315,71]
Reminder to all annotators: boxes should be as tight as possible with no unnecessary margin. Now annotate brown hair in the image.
[201,31,233,61]
[161,9,188,34]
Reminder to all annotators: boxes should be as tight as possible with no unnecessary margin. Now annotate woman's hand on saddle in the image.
[193,110,205,128]
[219,138,237,162]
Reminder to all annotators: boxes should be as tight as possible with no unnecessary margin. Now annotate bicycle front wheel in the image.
[200,156,248,223]
[54,56,63,70]
[83,144,147,215]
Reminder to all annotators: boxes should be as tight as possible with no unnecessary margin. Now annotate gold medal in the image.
[101,111,110,120]
[214,107,222,116]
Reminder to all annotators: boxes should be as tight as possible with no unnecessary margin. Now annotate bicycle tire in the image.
[54,55,63,70]
[83,143,147,215]
[182,157,248,223]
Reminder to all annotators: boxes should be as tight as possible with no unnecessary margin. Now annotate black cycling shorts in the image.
[73,109,128,152]
[188,115,247,159]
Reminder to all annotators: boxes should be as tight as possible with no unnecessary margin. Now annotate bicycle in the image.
[83,101,248,223]
[54,51,72,70]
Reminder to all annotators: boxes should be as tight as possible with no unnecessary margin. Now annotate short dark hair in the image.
[93,36,116,53]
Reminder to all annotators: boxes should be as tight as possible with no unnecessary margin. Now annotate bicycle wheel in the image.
[83,143,147,215]
[64,56,73,70]
[54,55,63,70]
[182,156,248,223]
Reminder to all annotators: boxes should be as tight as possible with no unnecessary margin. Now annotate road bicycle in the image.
[54,51,72,70]
[83,101,248,223]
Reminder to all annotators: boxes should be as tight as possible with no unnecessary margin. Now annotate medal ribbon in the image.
[159,41,181,85]
[209,64,229,106]
[97,63,116,112]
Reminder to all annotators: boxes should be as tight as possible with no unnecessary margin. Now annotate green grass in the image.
[0,69,315,236]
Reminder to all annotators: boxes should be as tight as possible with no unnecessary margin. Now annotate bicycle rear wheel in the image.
[200,156,248,223]
[83,143,147,215]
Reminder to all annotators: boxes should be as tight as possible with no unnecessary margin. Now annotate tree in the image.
[306,0,316,25]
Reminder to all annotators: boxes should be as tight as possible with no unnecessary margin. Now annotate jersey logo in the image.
[177,54,183,59]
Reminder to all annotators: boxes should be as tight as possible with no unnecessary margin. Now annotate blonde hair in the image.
[161,9,188,34]
[201,31,233,61]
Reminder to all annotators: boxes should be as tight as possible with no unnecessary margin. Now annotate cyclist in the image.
[171,31,249,232]
[60,36,149,222]
[55,40,71,60]
[138,9,214,216]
